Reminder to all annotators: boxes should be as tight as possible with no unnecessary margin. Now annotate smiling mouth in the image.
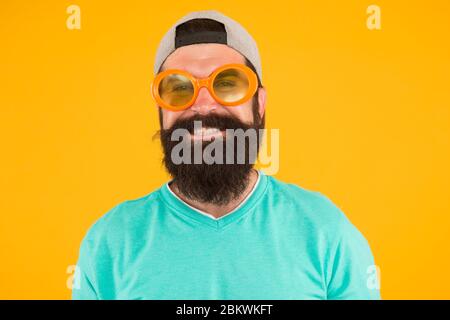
[190,127,225,141]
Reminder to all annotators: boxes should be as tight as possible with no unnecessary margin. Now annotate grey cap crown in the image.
[153,10,262,82]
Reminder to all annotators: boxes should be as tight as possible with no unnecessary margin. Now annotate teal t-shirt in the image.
[72,172,380,300]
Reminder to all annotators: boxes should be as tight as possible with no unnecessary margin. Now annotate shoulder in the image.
[265,175,374,273]
[79,188,163,251]
[265,175,364,241]
[265,175,344,224]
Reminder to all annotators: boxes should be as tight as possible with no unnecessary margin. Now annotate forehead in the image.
[160,43,246,78]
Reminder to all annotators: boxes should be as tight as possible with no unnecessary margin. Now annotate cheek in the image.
[162,110,181,129]
[226,102,254,124]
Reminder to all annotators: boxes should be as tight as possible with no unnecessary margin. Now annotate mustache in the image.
[160,113,255,136]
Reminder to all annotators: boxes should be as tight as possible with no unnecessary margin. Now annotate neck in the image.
[169,169,259,219]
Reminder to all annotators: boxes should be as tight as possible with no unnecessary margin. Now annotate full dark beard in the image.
[159,112,263,206]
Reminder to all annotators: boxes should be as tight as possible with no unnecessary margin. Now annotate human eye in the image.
[170,81,192,93]
[173,84,189,91]
[215,79,237,88]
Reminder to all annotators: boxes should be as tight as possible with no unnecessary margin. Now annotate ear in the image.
[150,81,160,110]
[257,86,267,119]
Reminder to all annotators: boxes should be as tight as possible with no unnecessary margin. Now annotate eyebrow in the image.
[161,63,245,81]
[163,75,187,84]
[218,69,239,76]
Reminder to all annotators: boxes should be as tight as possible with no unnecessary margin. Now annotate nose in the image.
[189,87,217,115]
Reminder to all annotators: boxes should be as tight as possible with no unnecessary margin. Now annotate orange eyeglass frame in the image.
[150,63,258,111]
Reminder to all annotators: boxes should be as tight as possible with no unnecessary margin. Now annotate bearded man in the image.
[73,10,380,300]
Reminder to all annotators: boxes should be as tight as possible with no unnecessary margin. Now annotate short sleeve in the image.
[71,236,98,300]
[325,218,381,300]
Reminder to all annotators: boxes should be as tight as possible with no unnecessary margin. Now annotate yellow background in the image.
[1,0,449,299]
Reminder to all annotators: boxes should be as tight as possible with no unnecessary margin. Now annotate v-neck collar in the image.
[158,170,268,230]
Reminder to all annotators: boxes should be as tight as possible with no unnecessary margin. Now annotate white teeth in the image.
[193,127,221,136]
[205,128,220,135]
[193,128,201,136]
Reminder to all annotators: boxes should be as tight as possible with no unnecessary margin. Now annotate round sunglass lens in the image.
[213,68,249,103]
[158,73,194,108]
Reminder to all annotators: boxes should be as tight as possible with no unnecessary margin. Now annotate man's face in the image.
[159,43,266,132]
[157,43,267,205]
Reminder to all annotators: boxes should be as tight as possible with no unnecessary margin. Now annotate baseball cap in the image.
[153,10,263,83]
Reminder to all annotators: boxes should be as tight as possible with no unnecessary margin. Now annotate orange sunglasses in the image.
[151,63,258,111]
